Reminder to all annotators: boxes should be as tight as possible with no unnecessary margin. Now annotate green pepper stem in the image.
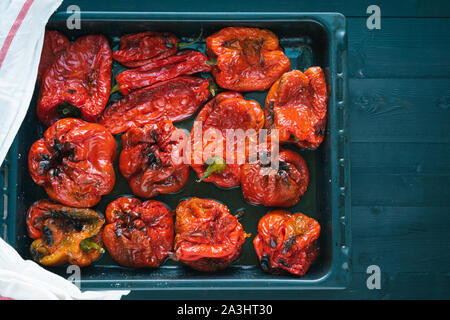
[205,59,218,66]
[208,80,219,97]
[177,27,203,48]
[80,238,105,254]
[197,156,226,182]
[110,83,120,95]
[57,103,81,118]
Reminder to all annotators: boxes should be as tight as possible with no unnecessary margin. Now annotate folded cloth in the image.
[0,237,130,300]
[0,0,62,165]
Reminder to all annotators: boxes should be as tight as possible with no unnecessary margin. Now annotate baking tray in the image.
[0,12,350,290]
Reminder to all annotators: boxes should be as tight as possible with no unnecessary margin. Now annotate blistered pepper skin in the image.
[116,50,212,95]
[98,76,211,135]
[119,119,189,198]
[103,197,174,268]
[265,67,327,149]
[26,200,105,267]
[112,32,178,68]
[241,146,309,207]
[253,210,320,276]
[190,91,264,188]
[37,31,70,84]
[28,118,116,208]
[206,27,291,91]
[37,35,112,126]
[173,197,249,272]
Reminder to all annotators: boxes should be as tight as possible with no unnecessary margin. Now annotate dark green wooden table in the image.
[45,0,450,299]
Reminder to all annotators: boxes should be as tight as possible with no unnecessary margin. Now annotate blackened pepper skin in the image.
[102,197,174,268]
[173,197,249,272]
[119,118,189,198]
[26,199,105,267]
[253,210,320,276]
[28,118,116,208]
[241,146,309,207]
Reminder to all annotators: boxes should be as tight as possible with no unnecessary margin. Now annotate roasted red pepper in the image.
[37,34,112,126]
[98,76,211,135]
[37,30,70,84]
[119,118,189,198]
[241,146,309,207]
[103,197,174,268]
[116,50,211,95]
[112,32,178,68]
[264,68,327,149]
[26,199,105,267]
[173,197,249,272]
[28,118,116,208]
[206,27,291,91]
[190,91,264,188]
[253,210,320,276]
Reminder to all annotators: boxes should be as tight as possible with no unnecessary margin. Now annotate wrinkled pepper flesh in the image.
[241,145,309,207]
[37,30,70,84]
[98,76,211,135]
[264,67,327,149]
[116,49,211,95]
[119,118,189,198]
[253,210,320,276]
[190,91,264,188]
[28,118,116,208]
[173,197,250,272]
[206,27,291,91]
[37,34,112,126]
[103,197,174,268]
[112,32,178,68]
[26,199,105,267]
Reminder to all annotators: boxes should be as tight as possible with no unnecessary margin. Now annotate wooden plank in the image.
[58,0,450,18]
[349,78,450,143]
[351,142,450,174]
[348,18,450,78]
[352,206,450,273]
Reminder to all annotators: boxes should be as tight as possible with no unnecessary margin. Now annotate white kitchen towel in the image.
[0,237,130,300]
[0,0,62,165]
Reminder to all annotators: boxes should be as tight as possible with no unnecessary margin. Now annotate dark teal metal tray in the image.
[0,12,350,290]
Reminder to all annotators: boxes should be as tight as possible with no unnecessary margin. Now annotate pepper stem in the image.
[205,59,218,66]
[177,27,203,48]
[208,80,219,97]
[80,238,105,254]
[110,83,120,95]
[197,156,226,182]
[57,103,81,118]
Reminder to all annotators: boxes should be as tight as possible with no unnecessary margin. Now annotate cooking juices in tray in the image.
[10,14,350,290]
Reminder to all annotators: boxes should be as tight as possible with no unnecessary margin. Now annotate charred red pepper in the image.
[190,91,264,188]
[119,118,189,198]
[112,32,178,68]
[26,199,105,267]
[37,30,70,84]
[37,34,112,126]
[116,50,211,95]
[98,76,211,135]
[173,197,249,272]
[28,118,117,208]
[264,68,327,149]
[241,145,309,207]
[103,197,174,268]
[206,27,291,91]
[253,210,320,276]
